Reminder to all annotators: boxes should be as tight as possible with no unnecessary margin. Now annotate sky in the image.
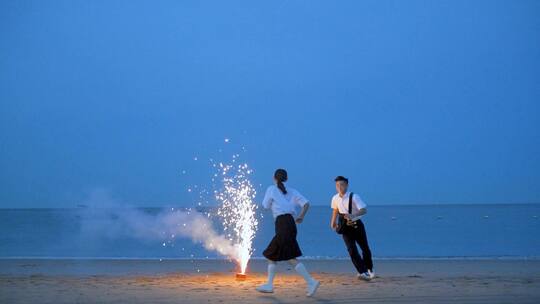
[1,0,539,208]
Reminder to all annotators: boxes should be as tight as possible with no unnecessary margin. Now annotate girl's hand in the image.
[295,217,304,224]
[331,222,337,230]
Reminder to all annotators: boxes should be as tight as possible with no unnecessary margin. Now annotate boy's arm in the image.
[331,208,339,229]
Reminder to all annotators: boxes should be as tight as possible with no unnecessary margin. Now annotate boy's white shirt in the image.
[331,191,367,221]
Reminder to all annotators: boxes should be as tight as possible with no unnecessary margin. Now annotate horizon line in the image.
[1,202,539,210]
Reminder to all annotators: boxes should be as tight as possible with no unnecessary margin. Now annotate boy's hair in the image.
[334,176,349,183]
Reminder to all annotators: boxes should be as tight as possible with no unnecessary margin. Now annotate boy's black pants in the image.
[342,219,373,273]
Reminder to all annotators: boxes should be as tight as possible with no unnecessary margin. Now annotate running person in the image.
[256,169,320,297]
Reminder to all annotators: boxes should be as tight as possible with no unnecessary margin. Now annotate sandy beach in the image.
[1,258,539,303]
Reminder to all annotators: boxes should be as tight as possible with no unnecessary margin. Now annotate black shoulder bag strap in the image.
[348,192,353,214]
[348,192,359,229]
[337,192,355,235]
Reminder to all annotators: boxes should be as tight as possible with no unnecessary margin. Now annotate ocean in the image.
[1,205,539,260]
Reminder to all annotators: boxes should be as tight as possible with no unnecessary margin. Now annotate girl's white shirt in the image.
[262,185,309,219]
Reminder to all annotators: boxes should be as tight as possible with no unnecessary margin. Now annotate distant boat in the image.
[483,215,489,219]
[391,216,397,221]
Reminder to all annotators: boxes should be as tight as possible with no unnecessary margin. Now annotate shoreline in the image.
[2,258,540,276]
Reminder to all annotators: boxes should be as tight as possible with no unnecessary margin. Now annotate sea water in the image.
[0,205,539,259]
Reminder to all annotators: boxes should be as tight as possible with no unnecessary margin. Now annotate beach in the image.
[1,259,539,303]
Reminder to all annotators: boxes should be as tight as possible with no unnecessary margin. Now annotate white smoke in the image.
[77,188,240,261]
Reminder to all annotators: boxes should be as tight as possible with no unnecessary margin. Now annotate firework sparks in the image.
[215,161,258,274]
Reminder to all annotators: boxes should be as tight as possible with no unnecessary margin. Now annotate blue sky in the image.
[1,0,539,208]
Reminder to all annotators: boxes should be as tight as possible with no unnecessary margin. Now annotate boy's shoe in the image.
[357,272,372,281]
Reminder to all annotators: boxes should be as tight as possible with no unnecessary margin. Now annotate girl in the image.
[256,169,320,297]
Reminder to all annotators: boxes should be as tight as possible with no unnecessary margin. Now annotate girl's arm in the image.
[261,187,273,209]
[295,203,310,223]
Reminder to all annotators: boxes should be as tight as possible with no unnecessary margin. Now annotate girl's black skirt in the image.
[263,214,303,261]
